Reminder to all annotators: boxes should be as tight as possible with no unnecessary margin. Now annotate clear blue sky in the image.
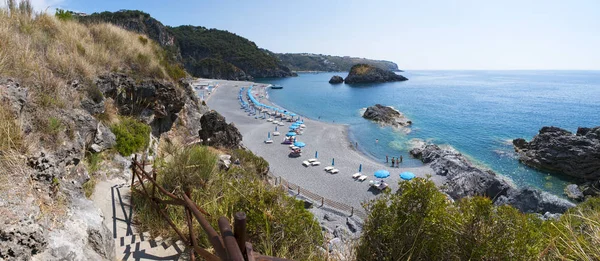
[37,0,600,70]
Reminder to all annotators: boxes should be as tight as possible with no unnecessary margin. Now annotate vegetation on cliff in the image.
[344,64,408,84]
[275,53,400,72]
[357,178,600,260]
[134,141,324,260]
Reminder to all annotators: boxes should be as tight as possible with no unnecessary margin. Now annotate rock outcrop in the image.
[344,64,408,84]
[513,126,600,180]
[362,104,411,127]
[410,141,575,214]
[329,75,344,84]
[96,73,185,135]
[198,111,243,149]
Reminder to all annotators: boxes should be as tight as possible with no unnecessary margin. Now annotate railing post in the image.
[350,207,354,217]
[131,154,137,188]
[185,191,197,261]
[151,169,157,198]
[218,217,245,261]
[233,212,247,257]
[321,197,324,207]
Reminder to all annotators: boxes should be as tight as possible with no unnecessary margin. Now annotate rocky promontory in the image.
[513,126,600,181]
[344,64,408,84]
[362,104,411,127]
[329,75,344,84]
[410,141,575,214]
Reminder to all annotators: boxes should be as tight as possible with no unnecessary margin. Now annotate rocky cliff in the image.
[344,64,408,84]
[513,126,600,181]
[275,53,401,72]
[410,141,575,214]
[362,104,411,127]
[329,75,344,84]
[198,111,243,149]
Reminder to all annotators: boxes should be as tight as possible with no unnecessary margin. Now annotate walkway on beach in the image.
[205,79,445,210]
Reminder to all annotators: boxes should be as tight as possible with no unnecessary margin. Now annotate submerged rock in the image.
[344,64,407,84]
[410,141,575,214]
[513,126,600,180]
[564,184,584,201]
[363,104,412,127]
[329,75,344,84]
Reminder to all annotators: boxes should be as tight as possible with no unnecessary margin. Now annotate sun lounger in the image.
[264,139,273,144]
[358,175,368,181]
[290,146,299,150]
[329,169,339,174]
[267,118,273,122]
[277,122,285,126]
[272,131,280,136]
[300,124,306,128]
[302,161,310,167]
[308,159,317,162]
[324,166,334,171]
[352,173,362,179]
[311,161,321,166]
[272,120,279,124]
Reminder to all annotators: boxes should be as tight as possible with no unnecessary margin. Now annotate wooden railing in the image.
[130,156,291,261]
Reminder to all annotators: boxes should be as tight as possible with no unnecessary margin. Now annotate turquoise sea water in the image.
[257,71,600,196]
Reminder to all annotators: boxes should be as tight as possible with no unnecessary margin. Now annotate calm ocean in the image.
[257,71,600,195]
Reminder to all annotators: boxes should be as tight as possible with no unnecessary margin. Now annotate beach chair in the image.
[300,124,306,128]
[324,166,334,172]
[273,131,280,136]
[302,161,310,167]
[352,173,362,179]
[308,158,317,163]
[264,139,273,144]
[311,161,321,166]
[272,120,279,124]
[358,175,368,181]
[329,169,339,174]
[267,118,273,122]
[277,122,285,126]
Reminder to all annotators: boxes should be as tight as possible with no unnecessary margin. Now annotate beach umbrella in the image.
[359,164,362,173]
[400,172,416,181]
[294,141,306,148]
[315,151,318,158]
[289,126,298,130]
[374,170,390,179]
[292,123,301,127]
[286,132,297,137]
[290,113,297,117]
[275,126,278,131]
[332,158,335,166]
[296,120,304,124]
[268,132,271,139]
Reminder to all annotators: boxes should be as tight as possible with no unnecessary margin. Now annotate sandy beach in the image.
[202,79,446,210]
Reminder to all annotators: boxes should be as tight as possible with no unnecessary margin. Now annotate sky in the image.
[33,0,600,70]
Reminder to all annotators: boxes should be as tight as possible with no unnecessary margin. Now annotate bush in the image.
[134,144,324,260]
[55,8,73,21]
[111,117,150,156]
[138,35,148,45]
[0,103,23,152]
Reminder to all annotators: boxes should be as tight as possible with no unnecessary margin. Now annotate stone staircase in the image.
[93,179,189,260]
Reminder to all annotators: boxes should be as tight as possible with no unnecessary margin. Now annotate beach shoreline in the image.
[201,78,446,213]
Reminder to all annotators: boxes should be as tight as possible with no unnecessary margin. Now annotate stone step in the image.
[115,232,187,261]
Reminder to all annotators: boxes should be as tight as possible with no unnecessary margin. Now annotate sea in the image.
[257,71,600,196]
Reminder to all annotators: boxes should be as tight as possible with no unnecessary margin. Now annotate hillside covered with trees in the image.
[275,53,401,72]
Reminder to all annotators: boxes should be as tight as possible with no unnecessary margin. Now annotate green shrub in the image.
[111,117,150,156]
[133,145,324,260]
[82,178,96,198]
[86,84,104,103]
[138,35,148,45]
[45,117,64,135]
[54,8,73,21]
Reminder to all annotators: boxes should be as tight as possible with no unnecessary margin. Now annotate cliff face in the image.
[275,53,400,72]
[344,64,408,84]
[513,126,600,181]
[362,104,412,127]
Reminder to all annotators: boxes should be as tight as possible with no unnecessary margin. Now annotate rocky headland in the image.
[344,64,408,84]
[362,104,412,127]
[410,141,575,214]
[329,75,344,84]
[513,126,600,181]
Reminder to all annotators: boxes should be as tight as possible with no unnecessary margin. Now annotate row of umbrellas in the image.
[374,169,416,180]
[246,85,299,119]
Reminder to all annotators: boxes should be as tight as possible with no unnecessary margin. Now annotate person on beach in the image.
[386,155,388,163]
[391,157,395,167]
[355,142,358,148]
[376,139,379,144]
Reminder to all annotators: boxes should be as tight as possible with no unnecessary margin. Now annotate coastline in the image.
[204,78,445,211]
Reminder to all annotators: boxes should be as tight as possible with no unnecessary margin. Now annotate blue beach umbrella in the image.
[290,113,297,117]
[292,123,301,127]
[315,151,318,158]
[359,164,362,173]
[289,126,298,130]
[286,132,297,137]
[400,172,416,181]
[294,141,306,148]
[332,158,335,166]
[296,120,304,124]
[374,170,390,179]
[268,132,271,139]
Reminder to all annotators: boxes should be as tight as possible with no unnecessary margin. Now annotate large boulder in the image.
[410,141,575,214]
[329,75,344,84]
[362,104,411,127]
[95,73,185,135]
[198,111,242,149]
[513,126,600,180]
[344,64,408,84]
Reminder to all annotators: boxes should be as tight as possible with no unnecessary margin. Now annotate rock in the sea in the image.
[329,75,344,84]
[410,141,575,214]
[564,184,584,201]
[344,64,408,84]
[513,126,600,180]
[363,104,411,127]
[198,111,243,149]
